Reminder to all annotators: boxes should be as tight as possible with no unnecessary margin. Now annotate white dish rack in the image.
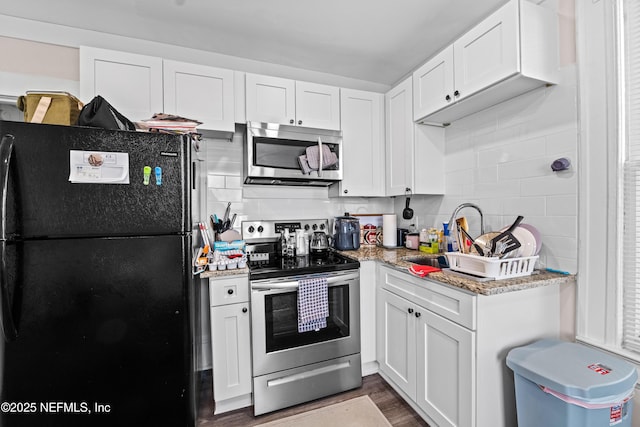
[445,252,538,280]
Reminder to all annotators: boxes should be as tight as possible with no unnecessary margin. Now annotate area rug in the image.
[255,396,392,427]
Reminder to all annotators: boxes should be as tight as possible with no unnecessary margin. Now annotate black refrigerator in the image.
[0,120,196,427]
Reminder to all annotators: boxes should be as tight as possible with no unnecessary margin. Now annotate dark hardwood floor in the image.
[196,371,429,426]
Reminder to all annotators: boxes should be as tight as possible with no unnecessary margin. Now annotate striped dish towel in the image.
[297,277,329,333]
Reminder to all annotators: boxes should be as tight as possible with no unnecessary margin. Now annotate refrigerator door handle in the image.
[0,241,17,342]
[1,133,15,240]
[0,134,18,342]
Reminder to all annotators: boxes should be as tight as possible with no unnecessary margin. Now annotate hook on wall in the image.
[551,157,571,172]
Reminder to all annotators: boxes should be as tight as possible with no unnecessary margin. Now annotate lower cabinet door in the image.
[210,303,252,404]
[416,309,475,427]
[377,289,416,399]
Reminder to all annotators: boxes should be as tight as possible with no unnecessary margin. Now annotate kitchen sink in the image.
[402,255,440,267]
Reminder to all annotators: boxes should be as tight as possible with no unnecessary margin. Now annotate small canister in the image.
[363,223,377,245]
[405,233,420,249]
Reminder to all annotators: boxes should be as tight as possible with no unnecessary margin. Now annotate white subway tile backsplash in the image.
[532,216,577,238]
[445,147,475,172]
[498,156,549,180]
[540,235,578,259]
[545,127,578,155]
[520,173,577,197]
[225,176,243,189]
[546,194,577,216]
[207,174,225,188]
[472,180,521,199]
[503,197,547,217]
[208,188,243,203]
[477,166,498,184]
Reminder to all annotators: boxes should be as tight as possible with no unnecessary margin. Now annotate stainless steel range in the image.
[242,219,362,415]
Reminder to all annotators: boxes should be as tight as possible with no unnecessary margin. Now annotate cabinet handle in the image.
[408,308,414,314]
[242,307,248,313]
[454,90,460,97]
[298,120,303,125]
[344,189,348,194]
[290,119,295,124]
[415,312,421,318]
[445,94,451,101]
[227,289,234,295]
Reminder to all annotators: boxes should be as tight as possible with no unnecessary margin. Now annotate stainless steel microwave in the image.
[243,122,343,186]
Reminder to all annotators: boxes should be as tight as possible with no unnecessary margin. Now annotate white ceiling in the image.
[0,0,508,86]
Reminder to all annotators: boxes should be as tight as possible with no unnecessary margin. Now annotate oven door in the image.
[251,270,360,377]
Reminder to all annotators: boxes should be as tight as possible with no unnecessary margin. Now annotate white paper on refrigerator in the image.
[68,150,130,184]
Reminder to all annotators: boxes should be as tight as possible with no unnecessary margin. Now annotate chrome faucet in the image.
[448,203,485,250]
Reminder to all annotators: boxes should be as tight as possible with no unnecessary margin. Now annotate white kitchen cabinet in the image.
[376,264,562,427]
[377,265,474,426]
[329,89,385,197]
[163,60,235,133]
[209,275,252,414]
[385,76,414,196]
[413,0,559,125]
[359,261,380,375]
[245,73,340,129]
[378,287,417,399]
[412,47,455,120]
[295,81,340,129]
[416,308,474,427]
[80,46,163,122]
[80,47,236,134]
[386,77,445,196]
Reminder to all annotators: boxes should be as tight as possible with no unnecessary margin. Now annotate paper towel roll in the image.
[382,214,397,247]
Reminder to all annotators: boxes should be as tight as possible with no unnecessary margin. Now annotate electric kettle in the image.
[333,214,360,251]
[309,231,331,255]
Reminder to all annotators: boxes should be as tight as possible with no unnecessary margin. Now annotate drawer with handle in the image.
[210,275,249,306]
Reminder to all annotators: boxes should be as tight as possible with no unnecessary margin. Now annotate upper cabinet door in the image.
[333,88,384,197]
[245,74,296,125]
[79,46,163,122]
[413,47,454,122]
[163,60,235,132]
[452,0,519,101]
[385,76,414,196]
[295,81,340,130]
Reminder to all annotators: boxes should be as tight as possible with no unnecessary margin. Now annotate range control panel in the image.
[242,219,329,241]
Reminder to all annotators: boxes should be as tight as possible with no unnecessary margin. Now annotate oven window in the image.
[253,137,339,171]
[264,285,349,353]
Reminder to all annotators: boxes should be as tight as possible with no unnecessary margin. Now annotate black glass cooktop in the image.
[248,251,360,280]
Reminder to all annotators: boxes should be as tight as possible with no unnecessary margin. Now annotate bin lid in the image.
[506,339,638,400]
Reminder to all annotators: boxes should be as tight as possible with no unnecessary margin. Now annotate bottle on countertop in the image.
[296,229,308,256]
[443,222,456,252]
[281,228,289,257]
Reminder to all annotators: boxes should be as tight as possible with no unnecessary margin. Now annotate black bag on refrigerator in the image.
[76,95,136,131]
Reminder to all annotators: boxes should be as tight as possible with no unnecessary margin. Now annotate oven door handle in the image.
[251,271,359,291]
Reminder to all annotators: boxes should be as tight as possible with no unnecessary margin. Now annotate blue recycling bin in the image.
[506,339,637,427]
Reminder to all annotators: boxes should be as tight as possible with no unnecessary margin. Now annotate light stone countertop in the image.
[199,245,576,296]
[338,245,576,296]
[200,267,248,279]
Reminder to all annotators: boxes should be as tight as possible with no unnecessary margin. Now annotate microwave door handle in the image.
[317,137,323,178]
